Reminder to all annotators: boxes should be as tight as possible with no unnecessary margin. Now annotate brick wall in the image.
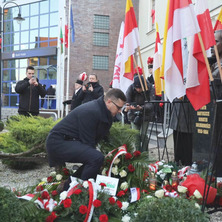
[66,0,139,95]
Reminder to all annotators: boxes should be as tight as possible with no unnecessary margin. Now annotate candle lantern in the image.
[171,171,179,187]
[149,172,157,191]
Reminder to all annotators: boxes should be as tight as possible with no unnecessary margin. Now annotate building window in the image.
[93,56,109,70]
[93,32,109,46]
[94,15,109,30]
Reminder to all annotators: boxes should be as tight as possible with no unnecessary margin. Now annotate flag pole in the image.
[197,32,214,81]
[137,46,148,90]
[213,45,222,82]
[65,0,71,116]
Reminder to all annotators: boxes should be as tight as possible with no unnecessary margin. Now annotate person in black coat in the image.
[15,66,46,116]
[80,74,104,104]
[70,79,84,110]
[46,88,126,181]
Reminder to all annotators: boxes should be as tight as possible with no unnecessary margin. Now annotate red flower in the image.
[51,190,58,196]
[159,102,164,108]
[99,214,108,222]
[45,211,57,222]
[41,191,50,200]
[116,200,122,209]
[124,188,128,193]
[63,198,72,208]
[63,168,70,176]
[93,199,102,208]
[47,176,53,183]
[109,197,116,205]
[36,185,43,192]
[79,205,88,214]
[128,164,135,172]
[142,189,149,194]
[125,153,132,160]
[73,189,82,195]
[99,183,106,187]
[133,151,141,157]
[117,190,125,197]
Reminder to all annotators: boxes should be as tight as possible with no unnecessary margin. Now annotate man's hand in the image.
[88,84,93,92]
[29,77,38,86]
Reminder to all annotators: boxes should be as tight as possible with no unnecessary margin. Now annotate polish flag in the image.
[153,22,163,97]
[214,8,222,31]
[186,0,215,111]
[164,0,200,102]
[120,0,140,93]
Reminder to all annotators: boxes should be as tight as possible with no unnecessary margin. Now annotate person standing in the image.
[70,79,84,110]
[80,74,104,104]
[46,85,56,109]
[15,66,46,116]
[41,84,46,109]
[46,88,126,181]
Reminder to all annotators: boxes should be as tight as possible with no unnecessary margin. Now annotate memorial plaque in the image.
[192,101,222,176]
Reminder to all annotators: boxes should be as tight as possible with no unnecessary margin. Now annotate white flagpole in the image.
[65,0,71,116]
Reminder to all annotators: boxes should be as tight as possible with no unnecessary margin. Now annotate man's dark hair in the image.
[26,66,35,72]
[104,88,126,102]
[90,74,98,80]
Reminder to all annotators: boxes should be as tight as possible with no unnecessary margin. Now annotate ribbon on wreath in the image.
[177,166,190,180]
[84,180,98,222]
[106,145,127,177]
[148,160,163,173]
[163,186,179,198]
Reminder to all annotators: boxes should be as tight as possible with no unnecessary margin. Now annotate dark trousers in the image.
[18,111,38,116]
[46,133,104,180]
[173,130,192,166]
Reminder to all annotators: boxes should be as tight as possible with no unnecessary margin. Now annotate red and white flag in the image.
[112,22,126,91]
[186,0,215,111]
[120,0,140,94]
[164,0,200,102]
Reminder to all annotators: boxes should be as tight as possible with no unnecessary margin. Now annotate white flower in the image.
[146,195,153,199]
[193,189,202,199]
[155,189,164,198]
[88,178,95,183]
[111,166,119,175]
[177,185,188,193]
[120,182,129,190]
[195,203,201,209]
[41,177,47,183]
[56,174,63,181]
[121,201,129,210]
[60,191,67,200]
[50,171,56,177]
[160,173,166,180]
[114,158,120,165]
[158,161,165,166]
[102,168,107,176]
[119,170,127,178]
[122,214,131,222]
[83,181,89,189]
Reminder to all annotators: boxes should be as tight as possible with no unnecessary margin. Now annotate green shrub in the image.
[0,115,59,154]
[132,197,210,222]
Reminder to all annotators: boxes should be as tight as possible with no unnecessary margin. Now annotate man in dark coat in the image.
[15,66,46,116]
[80,74,104,104]
[46,88,126,180]
[70,79,83,110]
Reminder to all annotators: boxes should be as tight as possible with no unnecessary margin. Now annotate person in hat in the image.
[124,75,154,151]
[71,79,84,110]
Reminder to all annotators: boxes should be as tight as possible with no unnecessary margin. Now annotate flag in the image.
[186,0,216,111]
[153,22,163,96]
[214,8,222,31]
[112,22,125,90]
[65,17,68,48]
[164,0,200,102]
[120,0,140,93]
[60,27,63,54]
[70,5,75,42]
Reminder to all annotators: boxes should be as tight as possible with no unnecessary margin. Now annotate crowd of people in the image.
[14,30,222,181]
